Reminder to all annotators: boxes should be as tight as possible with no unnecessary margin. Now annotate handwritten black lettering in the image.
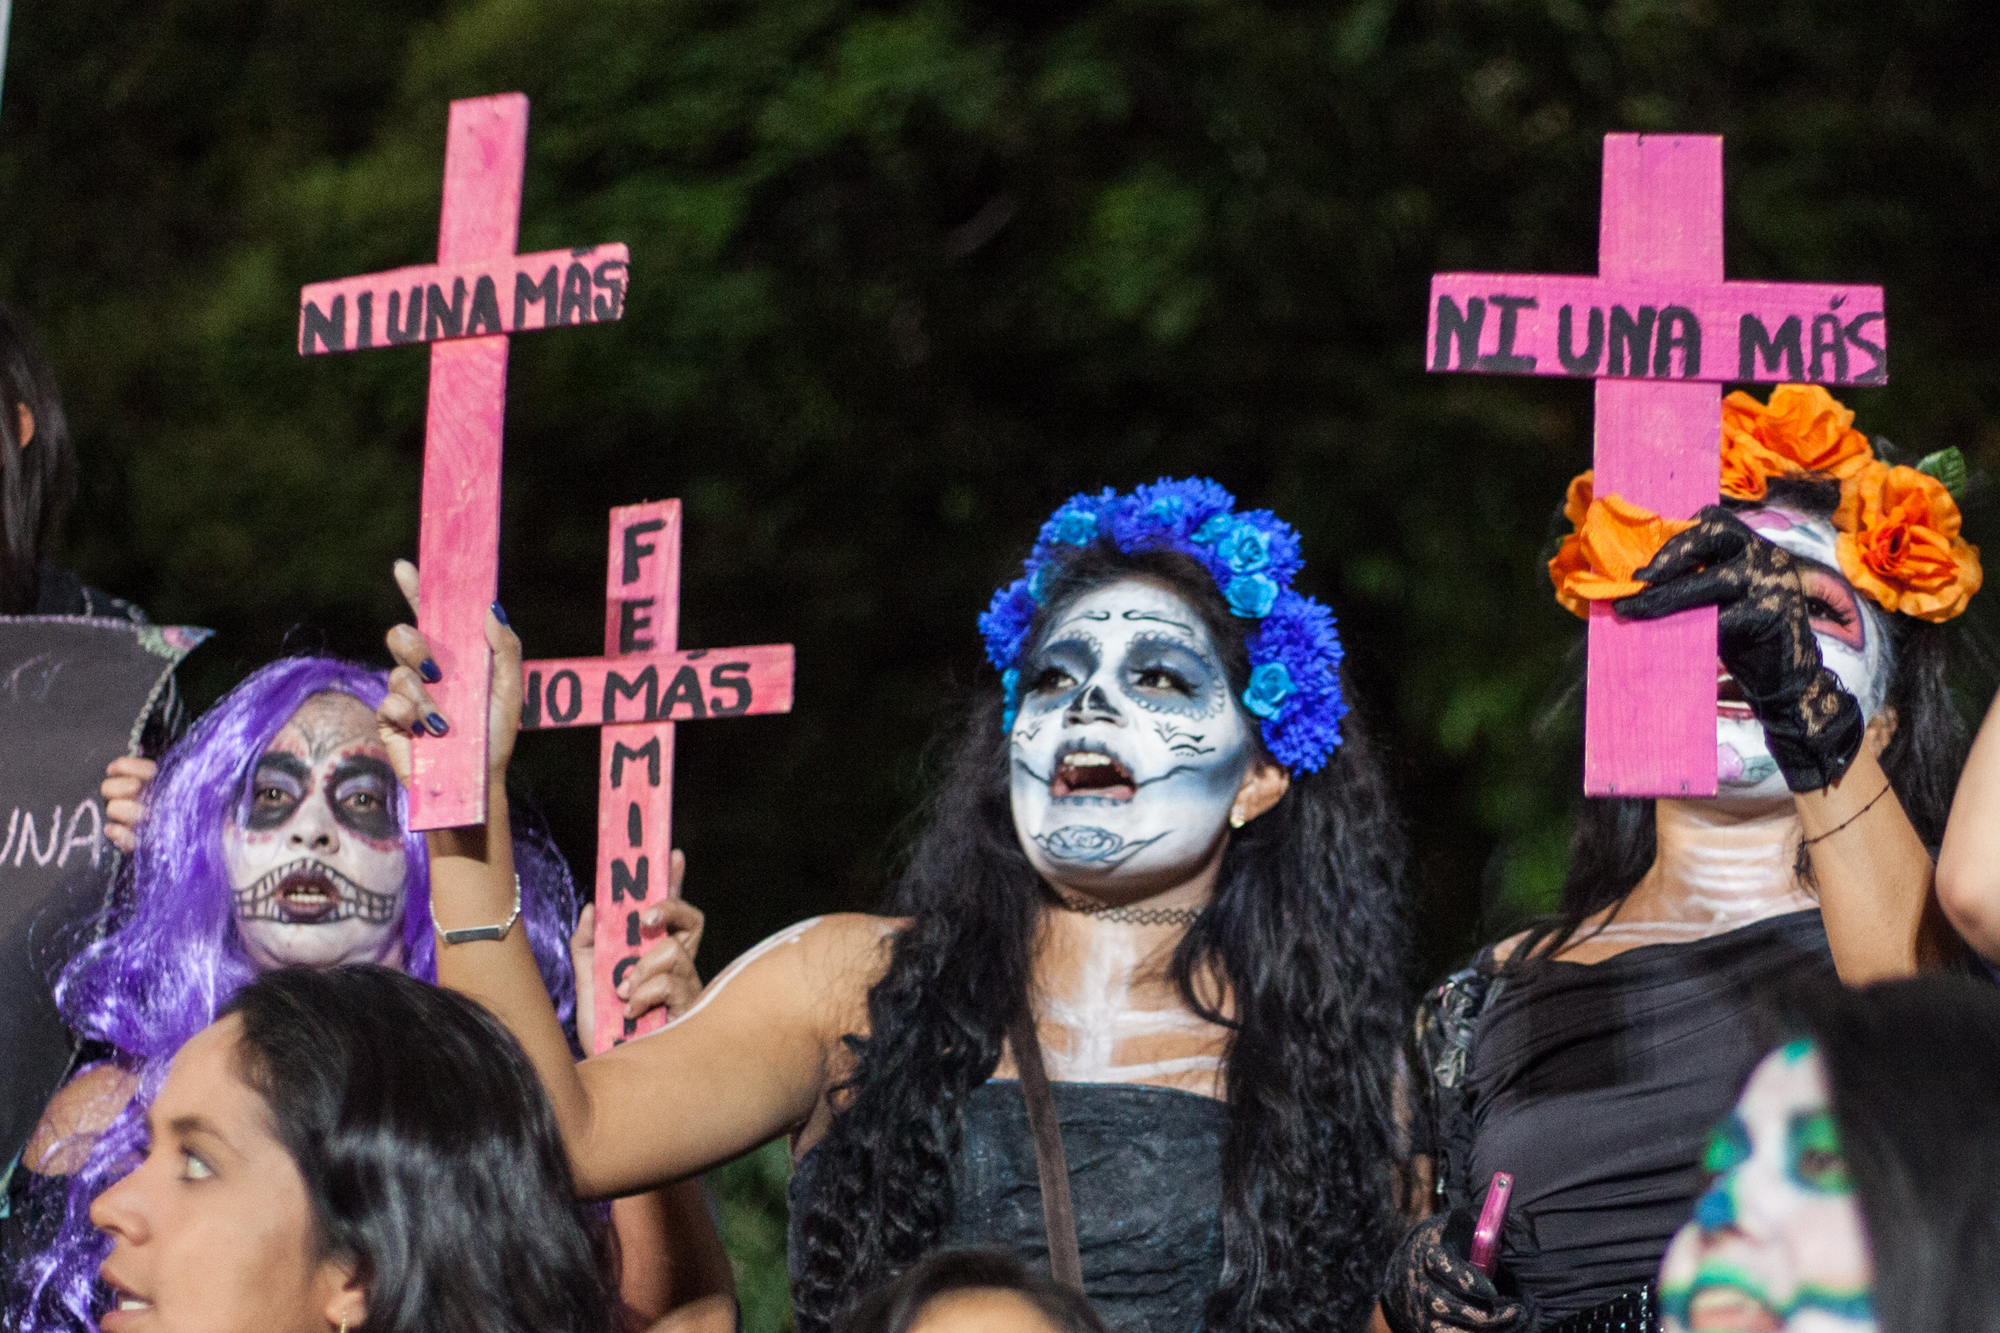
[1739,314,1804,380]
[610,737,661,788]
[425,278,467,340]
[1475,295,1537,373]
[660,666,707,720]
[1558,305,1603,375]
[1433,295,1485,372]
[386,286,423,344]
[466,275,504,336]
[514,265,559,328]
[1845,312,1887,386]
[1607,305,1656,377]
[604,665,659,723]
[708,662,752,716]
[1653,306,1701,379]
[547,669,584,724]
[559,263,592,325]
[618,599,656,653]
[301,297,346,353]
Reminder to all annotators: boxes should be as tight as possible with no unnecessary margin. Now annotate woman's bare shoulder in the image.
[26,1063,138,1175]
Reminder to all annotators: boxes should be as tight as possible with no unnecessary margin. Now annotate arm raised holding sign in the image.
[389,478,1417,1333]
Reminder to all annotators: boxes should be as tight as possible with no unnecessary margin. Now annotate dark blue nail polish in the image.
[419,658,442,684]
[426,712,450,736]
[491,601,509,626]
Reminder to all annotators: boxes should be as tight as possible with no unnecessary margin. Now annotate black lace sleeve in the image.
[1412,953,1502,1215]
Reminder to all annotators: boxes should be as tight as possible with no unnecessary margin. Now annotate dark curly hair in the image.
[789,542,1412,1333]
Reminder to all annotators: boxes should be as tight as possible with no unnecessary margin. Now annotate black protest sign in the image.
[0,618,206,1173]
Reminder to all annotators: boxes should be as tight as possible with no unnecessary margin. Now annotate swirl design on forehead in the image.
[980,477,1348,772]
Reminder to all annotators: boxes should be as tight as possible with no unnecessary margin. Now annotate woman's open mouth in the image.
[99,1272,153,1329]
[274,867,344,923]
[1051,749,1137,801]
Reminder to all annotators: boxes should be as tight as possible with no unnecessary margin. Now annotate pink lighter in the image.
[1468,1171,1513,1276]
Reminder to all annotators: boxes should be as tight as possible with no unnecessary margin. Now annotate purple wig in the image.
[12,656,581,1332]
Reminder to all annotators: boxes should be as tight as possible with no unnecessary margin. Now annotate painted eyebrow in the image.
[1121,608,1197,634]
[251,753,312,782]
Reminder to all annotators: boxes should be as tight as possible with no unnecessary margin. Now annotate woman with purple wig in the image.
[3,655,731,1333]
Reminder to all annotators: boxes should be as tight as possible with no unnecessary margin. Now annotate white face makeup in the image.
[223,692,409,971]
[1009,580,1256,899]
[1660,1041,1875,1333]
[1715,508,1890,801]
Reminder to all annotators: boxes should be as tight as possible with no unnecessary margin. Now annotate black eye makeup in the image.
[244,754,311,831]
[330,756,402,841]
[1121,633,1221,717]
[1023,636,1100,710]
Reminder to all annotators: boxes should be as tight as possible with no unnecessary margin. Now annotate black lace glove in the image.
[1381,1211,1534,1333]
[1613,505,1864,793]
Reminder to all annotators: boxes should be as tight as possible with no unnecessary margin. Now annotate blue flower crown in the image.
[977,478,1347,772]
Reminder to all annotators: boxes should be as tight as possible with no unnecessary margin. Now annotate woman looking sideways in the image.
[91,964,615,1333]
[381,479,1413,1333]
[1384,387,1980,1332]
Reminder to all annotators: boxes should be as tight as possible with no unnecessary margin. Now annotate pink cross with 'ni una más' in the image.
[296,92,631,829]
[1426,134,1888,798]
[516,501,794,1051]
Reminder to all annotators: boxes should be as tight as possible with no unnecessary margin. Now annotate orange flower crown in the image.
[1550,384,1982,624]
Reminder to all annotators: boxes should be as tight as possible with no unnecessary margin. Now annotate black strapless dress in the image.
[1451,910,1834,1320]
[789,1079,1229,1332]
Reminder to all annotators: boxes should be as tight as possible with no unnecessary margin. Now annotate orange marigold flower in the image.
[1548,484,1696,619]
[1835,462,1983,623]
[1719,384,1874,500]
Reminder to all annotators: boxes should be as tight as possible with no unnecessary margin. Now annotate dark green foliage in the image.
[6,7,2000,1319]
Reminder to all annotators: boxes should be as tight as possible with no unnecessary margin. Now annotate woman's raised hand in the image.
[100,756,158,854]
[572,851,706,1050]
[377,558,523,791]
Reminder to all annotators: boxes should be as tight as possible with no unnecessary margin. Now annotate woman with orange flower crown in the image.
[1380,384,1983,1333]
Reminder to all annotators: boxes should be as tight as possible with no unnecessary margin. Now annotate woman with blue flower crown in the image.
[374,478,1413,1333]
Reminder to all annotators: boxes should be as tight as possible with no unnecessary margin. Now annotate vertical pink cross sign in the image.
[1426,134,1888,797]
[297,93,631,828]
[517,501,794,1051]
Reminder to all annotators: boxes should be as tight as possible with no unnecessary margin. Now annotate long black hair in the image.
[1522,475,1967,962]
[790,542,1412,1333]
[221,965,613,1333]
[0,303,75,614]
[1781,975,2000,1333]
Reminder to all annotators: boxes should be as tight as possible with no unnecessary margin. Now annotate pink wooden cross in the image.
[1427,134,1888,797]
[296,92,631,829]
[518,501,794,1051]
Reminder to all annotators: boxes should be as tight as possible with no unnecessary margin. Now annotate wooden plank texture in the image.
[298,244,630,353]
[1585,134,1722,799]
[1425,274,1885,384]
[519,646,795,728]
[596,501,678,1051]
[408,93,528,829]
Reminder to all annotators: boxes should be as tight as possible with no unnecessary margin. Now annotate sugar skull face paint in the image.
[1010,580,1257,896]
[1660,1041,1875,1333]
[1716,508,1891,800]
[223,692,409,970]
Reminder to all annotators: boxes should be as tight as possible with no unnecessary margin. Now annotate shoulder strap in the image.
[1007,1007,1083,1290]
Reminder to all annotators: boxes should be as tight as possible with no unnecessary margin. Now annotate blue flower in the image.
[1225,573,1278,618]
[1192,513,1235,545]
[1242,661,1294,719]
[1029,562,1054,604]
[1002,667,1020,701]
[1216,523,1272,573]
[1145,493,1186,525]
[1052,508,1099,545]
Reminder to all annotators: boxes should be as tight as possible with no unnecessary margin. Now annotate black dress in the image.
[1419,910,1833,1323]
[789,1079,1228,1332]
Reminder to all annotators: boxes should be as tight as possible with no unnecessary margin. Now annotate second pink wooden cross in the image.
[1427,134,1889,797]
[519,501,794,1051]
[296,92,631,829]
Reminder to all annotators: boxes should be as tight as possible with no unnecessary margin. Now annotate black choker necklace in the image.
[1051,892,1206,928]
